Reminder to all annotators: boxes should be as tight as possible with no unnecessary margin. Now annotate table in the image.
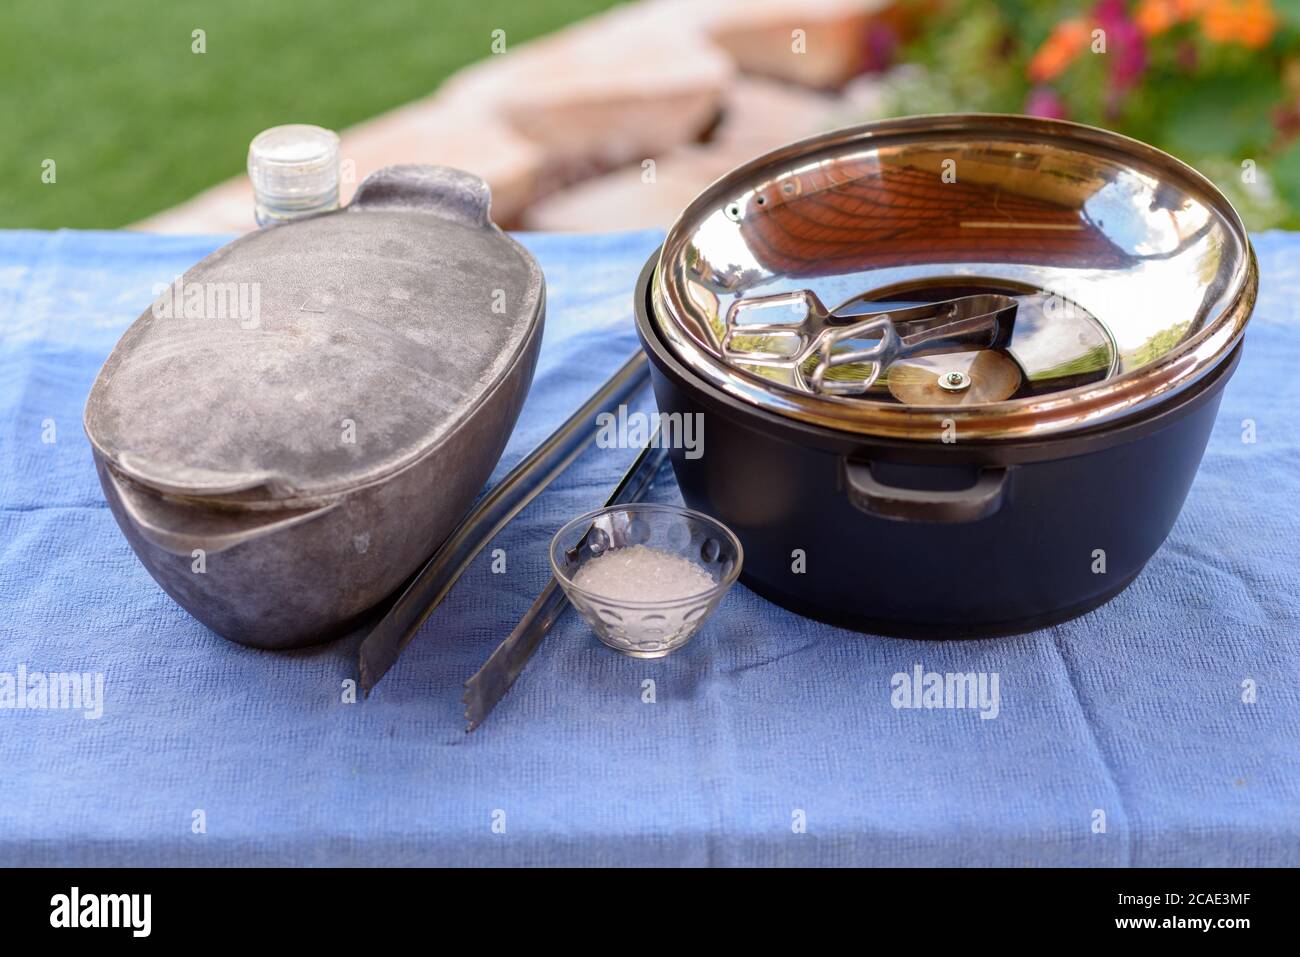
[1,227,1296,866]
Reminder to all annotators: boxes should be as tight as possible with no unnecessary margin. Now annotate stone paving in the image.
[134,0,907,234]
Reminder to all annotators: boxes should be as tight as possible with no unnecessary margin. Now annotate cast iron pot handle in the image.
[349,165,492,227]
[101,464,339,556]
[841,460,1011,523]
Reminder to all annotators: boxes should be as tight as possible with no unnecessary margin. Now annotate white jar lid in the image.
[247,124,340,224]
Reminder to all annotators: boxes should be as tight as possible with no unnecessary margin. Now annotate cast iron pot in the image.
[636,115,1257,637]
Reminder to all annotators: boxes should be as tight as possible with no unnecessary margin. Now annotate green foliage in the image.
[1271,137,1300,210]
[884,2,1028,114]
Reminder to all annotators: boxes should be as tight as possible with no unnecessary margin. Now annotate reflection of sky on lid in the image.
[689,209,760,286]
[1082,171,1211,258]
[927,250,1222,366]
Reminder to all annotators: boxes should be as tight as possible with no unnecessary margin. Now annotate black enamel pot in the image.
[635,116,1257,637]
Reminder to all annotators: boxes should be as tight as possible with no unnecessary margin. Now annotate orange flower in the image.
[1201,2,1236,42]
[1239,0,1281,47]
[1201,0,1279,48]
[1136,0,1181,35]
[1138,0,1217,35]
[1028,19,1092,83]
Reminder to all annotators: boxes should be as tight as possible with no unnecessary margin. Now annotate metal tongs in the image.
[722,291,1019,395]
[357,352,650,695]
[463,433,669,731]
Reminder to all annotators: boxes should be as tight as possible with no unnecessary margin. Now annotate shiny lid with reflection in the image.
[652,115,1257,441]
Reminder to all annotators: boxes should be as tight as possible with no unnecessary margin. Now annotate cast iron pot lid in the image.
[85,165,544,504]
[652,114,1257,441]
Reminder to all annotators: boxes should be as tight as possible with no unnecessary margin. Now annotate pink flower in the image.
[1094,0,1148,92]
[861,22,899,72]
[1025,86,1069,119]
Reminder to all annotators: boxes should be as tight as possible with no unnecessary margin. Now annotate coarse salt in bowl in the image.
[550,503,743,658]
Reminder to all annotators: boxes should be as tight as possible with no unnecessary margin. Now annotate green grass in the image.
[0,0,624,229]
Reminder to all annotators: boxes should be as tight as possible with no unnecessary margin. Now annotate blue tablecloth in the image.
[1,227,1297,867]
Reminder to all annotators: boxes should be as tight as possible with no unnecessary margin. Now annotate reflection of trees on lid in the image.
[1125,321,1192,369]
[1023,344,1113,383]
[738,158,1134,277]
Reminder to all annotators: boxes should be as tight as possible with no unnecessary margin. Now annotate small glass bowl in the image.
[550,503,743,658]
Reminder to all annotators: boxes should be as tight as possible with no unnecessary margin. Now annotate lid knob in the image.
[939,370,971,392]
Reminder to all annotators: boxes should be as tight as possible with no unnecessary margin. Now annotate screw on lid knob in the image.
[247,125,340,227]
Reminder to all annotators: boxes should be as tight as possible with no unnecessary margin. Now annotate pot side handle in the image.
[102,465,339,556]
[349,165,491,228]
[841,460,1011,523]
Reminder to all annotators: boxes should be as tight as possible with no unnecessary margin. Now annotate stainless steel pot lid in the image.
[652,114,1257,440]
